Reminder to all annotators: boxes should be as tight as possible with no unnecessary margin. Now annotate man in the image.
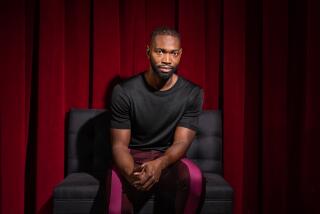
[109,27,204,213]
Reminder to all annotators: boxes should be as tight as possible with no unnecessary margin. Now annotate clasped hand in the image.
[128,159,163,191]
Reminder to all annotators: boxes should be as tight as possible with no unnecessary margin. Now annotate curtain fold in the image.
[0,1,27,213]
[0,0,319,214]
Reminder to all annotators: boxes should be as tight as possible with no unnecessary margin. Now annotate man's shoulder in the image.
[178,75,202,93]
[113,73,144,95]
[119,73,143,90]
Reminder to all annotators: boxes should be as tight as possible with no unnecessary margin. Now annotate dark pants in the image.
[107,149,205,214]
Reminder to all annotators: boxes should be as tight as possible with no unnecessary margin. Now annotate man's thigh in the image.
[154,158,204,213]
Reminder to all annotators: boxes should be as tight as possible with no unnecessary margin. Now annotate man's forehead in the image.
[151,35,181,48]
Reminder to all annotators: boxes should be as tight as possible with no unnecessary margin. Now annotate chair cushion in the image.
[204,173,233,200]
[54,173,100,199]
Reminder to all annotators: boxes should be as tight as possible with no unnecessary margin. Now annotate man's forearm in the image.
[112,144,135,176]
[157,140,191,170]
[156,126,196,170]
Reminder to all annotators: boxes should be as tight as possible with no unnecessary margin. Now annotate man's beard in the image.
[150,59,177,81]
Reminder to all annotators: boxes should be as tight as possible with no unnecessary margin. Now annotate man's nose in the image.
[162,53,171,64]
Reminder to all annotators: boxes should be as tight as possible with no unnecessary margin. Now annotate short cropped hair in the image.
[150,26,181,44]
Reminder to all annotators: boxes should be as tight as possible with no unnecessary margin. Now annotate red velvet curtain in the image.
[0,0,319,214]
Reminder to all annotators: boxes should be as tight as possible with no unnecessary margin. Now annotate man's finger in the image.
[133,165,144,172]
[142,175,156,190]
[138,172,152,186]
[133,171,142,176]
[143,179,157,191]
[145,182,156,191]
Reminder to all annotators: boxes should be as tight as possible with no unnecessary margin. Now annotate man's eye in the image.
[156,50,163,54]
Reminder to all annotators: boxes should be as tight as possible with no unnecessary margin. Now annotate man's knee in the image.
[176,165,191,191]
[180,159,203,198]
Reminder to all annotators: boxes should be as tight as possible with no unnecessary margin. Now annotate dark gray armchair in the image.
[53,109,233,214]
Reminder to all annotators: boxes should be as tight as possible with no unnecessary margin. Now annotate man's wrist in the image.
[158,155,170,170]
[124,164,135,176]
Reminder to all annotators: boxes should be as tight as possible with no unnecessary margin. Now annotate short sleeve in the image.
[177,88,204,131]
[110,84,131,129]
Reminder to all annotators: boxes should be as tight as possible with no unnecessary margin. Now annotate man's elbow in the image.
[112,143,129,154]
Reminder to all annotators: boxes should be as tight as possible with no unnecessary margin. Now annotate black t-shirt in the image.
[110,73,203,151]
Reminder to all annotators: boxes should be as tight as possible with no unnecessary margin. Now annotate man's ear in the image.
[146,46,150,56]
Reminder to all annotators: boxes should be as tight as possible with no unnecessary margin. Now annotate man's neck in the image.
[144,70,178,91]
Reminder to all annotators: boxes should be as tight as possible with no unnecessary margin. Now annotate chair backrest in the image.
[67,109,222,175]
[186,110,223,174]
